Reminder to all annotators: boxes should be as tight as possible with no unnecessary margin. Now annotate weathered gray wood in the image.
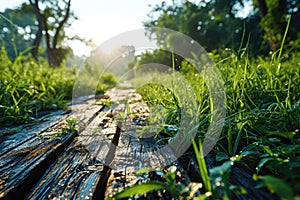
[26,111,113,199]
[25,88,132,200]
[105,91,191,199]
[0,100,103,199]
[0,110,69,158]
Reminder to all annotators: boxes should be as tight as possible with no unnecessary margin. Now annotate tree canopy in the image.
[144,0,300,55]
[0,0,76,67]
[1,0,299,66]
[0,3,36,59]
[255,0,300,50]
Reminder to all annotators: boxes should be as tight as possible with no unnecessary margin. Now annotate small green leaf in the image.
[259,175,294,198]
[66,119,77,124]
[256,157,275,174]
[252,174,258,181]
[135,167,154,175]
[210,161,232,177]
[109,182,166,199]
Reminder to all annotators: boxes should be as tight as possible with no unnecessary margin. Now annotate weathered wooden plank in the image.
[27,146,103,199]
[0,100,104,199]
[0,110,69,137]
[0,110,69,158]
[0,130,77,199]
[105,91,191,199]
[25,88,130,199]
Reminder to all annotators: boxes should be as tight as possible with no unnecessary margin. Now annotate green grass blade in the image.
[233,122,246,155]
[109,182,166,199]
[192,139,211,192]
[277,15,291,66]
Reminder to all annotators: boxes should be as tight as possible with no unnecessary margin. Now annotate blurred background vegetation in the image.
[1,0,300,62]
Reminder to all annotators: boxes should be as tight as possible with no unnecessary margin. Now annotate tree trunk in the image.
[53,0,71,48]
[48,0,71,67]
[31,26,42,60]
[256,0,278,51]
[29,0,44,61]
[29,0,72,67]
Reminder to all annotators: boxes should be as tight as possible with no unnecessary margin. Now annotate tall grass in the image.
[121,38,300,198]
[0,46,117,127]
[0,46,75,126]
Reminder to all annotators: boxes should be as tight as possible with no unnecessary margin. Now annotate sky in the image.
[1,0,171,56]
[1,0,252,56]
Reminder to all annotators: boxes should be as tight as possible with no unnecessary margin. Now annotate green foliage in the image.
[144,0,270,55]
[110,151,242,200]
[0,4,36,59]
[137,83,180,130]
[144,1,248,52]
[145,0,300,55]
[132,43,299,198]
[1,0,77,66]
[75,60,117,96]
[109,166,205,200]
[108,182,166,200]
[0,46,116,127]
[36,118,78,139]
[97,73,117,94]
[0,46,75,127]
[253,174,294,198]
[253,0,300,51]
[192,139,211,192]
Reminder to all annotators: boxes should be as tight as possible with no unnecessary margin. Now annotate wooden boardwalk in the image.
[0,85,272,200]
